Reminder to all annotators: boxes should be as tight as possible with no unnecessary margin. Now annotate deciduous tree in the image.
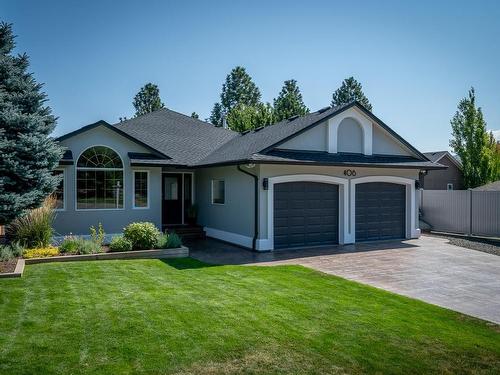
[133,83,165,117]
[450,88,494,188]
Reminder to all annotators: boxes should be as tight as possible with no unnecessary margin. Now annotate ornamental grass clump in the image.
[8,196,56,248]
[123,222,160,250]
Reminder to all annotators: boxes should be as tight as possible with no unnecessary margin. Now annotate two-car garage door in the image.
[273,181,406,249]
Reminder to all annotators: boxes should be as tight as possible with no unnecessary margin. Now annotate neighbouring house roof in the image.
[472,181,500,191]
[57,102,446,170]
[423,151,462,169]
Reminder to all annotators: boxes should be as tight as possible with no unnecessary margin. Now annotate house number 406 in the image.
[344,169,356,176]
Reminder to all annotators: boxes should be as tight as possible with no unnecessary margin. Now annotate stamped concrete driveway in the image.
[190,235,500,324]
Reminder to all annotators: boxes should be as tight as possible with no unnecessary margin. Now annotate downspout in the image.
[237,165,259,251]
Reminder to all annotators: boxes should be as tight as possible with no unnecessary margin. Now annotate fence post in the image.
[468,188,473,236]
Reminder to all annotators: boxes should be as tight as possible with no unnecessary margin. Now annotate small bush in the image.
[59,236,81,254]
[23,247,59,259]
[0,245,14,262]
[59,236,101,255]
[156,233,169,249]
[9,242,24,258]
[90,223,105,245]
[0,242,24,261]
[76,240,101,255]
[8,196,56,248]
[166,232,183,249]
[109,236,133,252]
[123,222,160,250]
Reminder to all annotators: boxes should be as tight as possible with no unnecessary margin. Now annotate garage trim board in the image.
[350,176,419,241]
[266,174,349,250]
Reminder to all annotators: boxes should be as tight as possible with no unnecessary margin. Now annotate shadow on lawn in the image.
[160,257,216,270]
[185,238,420,266]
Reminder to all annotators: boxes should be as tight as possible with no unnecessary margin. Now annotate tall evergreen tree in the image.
[273,79,309,121]
[450,88,493,188]
[209,66,261,127]
[0,22,63,225]
[133,83,165,117]
[331,77,372,111]
[209,102,223,127]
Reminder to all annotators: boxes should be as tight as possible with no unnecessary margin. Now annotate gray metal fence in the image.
[419,189,500,238]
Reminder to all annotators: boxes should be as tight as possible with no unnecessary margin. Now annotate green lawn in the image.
[0,258,499,374]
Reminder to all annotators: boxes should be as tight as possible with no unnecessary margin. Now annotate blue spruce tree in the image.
[0,22,63,224]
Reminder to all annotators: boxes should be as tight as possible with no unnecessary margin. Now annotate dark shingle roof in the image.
[58,102,443,170]
[472,181,500,191]
[196,103,353,166]
[196,101,427,166]
[423,151,462,168]
[113,109,238,165]
[423,151,449,163]
[246,150,446,169]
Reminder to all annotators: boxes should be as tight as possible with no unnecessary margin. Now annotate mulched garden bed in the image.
[0,259,18,273]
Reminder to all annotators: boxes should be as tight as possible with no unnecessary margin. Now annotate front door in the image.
[162,174,183,226]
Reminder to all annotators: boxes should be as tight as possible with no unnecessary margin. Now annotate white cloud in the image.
[492,129,500,141]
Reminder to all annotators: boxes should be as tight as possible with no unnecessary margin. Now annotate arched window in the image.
[76,146,124,209]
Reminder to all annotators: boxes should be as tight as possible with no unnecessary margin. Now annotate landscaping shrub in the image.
[156,233,169,249]
[8,196,56,248]
[0,242,24,261]
[0,245,14,262]
[75,239,101,255]
[59,236,101,255]
[90,223,105,245]
[123,222,159,250]
[166,232,182,248]
[109,236,133,252]
[23,247,59,259]
[59,236,81,254]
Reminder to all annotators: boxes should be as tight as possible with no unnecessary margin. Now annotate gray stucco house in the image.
[419,151,463,190]
[53,101,444,251]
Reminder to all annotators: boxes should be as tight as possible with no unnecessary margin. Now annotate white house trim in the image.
[263,174,350,251]
[74,145,126,211]
[327,107,373,155]
[204,227,253,249]
[132,170,150,209]
[349,176,420,241]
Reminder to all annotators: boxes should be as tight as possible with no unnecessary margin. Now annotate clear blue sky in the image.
[3,0,500,152]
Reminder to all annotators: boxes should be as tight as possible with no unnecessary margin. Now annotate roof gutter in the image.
[237,165,259,251]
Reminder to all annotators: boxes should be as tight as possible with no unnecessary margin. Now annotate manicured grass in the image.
[0,258,499,374]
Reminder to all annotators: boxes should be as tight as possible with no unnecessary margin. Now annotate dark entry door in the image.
[162,174,183,225]
[274,182,339,249]
[355,182,405,241]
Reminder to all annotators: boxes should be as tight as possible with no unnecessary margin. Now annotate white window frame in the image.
[132,170,150,209]
[211,179,225,205]
[447,183,453,191]
[54,168,66,211]
[74,145,125,211]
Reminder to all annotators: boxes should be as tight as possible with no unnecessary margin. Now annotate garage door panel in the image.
[356,182,405,241]
[274,182,339,249]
